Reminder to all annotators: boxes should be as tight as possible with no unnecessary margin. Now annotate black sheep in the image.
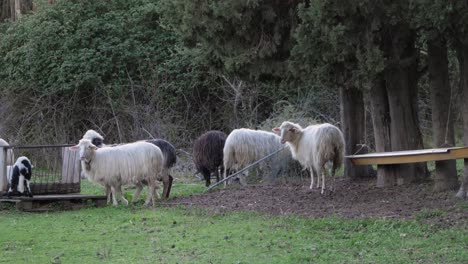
[193,130,227,187]
[146,139,176,198]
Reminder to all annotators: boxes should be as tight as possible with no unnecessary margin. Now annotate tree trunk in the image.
[0,0,12,22]
[340,86,375,180]
[369,74,396,187]
[428,35,459,191]
[456,44,468,198]
[5,0,33,21]
[383,24,427,185]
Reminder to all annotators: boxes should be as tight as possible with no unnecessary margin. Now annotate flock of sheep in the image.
[1,121,345,205]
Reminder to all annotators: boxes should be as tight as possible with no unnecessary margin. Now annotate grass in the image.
[0,180,467,263]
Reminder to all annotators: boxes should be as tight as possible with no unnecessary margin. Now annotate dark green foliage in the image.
[158,0,298,80]
[0,0,176,93]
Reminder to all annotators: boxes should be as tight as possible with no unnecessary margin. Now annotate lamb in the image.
[273,121,345,194]
[223,128,288,186]
[0,138,15,165]
[5,156,34,198]
[71,139,164,206]
[193,130,227,187]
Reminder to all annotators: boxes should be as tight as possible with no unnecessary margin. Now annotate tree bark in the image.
[428,35,459,191]
[340,86,375,180]
[383,24,428,185]
[369,74,396,187]
[456,44,468,198]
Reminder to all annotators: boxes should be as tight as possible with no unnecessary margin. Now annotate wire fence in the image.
[2,144,81,195]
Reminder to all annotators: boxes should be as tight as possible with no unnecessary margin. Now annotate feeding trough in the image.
[0,144,106,211]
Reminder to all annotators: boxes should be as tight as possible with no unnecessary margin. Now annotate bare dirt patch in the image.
[169,178,467,227]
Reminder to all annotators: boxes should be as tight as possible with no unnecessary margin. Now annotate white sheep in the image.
[80,130,176,202]
[223,128,290,185]
[273,121,345,194]
[0,138,15,166]
[71,139,164,206]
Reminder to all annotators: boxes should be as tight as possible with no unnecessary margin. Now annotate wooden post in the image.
[0,147,7,193]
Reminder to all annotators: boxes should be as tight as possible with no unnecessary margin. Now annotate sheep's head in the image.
[82,129,105,147]
[70,139,98,163]
[272,121,302,144]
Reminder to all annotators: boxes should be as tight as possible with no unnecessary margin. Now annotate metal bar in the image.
[206,146,287,192]
[4,144,75,149]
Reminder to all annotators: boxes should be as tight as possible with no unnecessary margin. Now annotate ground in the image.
[168,178,467,227]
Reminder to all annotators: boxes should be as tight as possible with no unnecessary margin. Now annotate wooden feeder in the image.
[0,144,106,211]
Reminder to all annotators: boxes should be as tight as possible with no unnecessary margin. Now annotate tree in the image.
[418,0,459,191]
[447,0,468,198]
[293,0,431,184]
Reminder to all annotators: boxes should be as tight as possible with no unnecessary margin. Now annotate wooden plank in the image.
[347,147,468,165]
[1,194,108,211]
[30,182,80,195]
[0,147,6,193]
[62,148,80,184]
[4,194,106,201]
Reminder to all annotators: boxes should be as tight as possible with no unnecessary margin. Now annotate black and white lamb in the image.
[5,156,34,198]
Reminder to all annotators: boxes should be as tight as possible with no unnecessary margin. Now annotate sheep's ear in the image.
[69,145,79,151]
[272,127,280,135]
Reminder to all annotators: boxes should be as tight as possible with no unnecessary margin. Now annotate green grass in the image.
[79,179,206,201]
[0,207,466,263]
[1,180,467,263]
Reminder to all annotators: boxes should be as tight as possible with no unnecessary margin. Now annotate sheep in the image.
[80,130,176,201]
[0,138,14,165]
[82,129,105,147]
[71,139,164,206]
[140,139,176,199]
[223,128,288,186]
[273,121,345,194]
[193,130,227,187]
[5,156,34,198]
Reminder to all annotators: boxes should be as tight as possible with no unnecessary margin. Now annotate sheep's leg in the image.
[17,175,25,193]
[215,168,220,183]
[25,180,33,197]
[111,186,119,206]
[309,166,314,190]
[223,167,228,188]
[113,185,128,206]
[323,161,333,193]
[316,168,321,189]
[105,184,112,205]
[331,163,337,192]
[132,183,144,203]
[144,182,157,207]
[201,168,211,187]
[154,184,161,200]
[321,164,331,195]
[316,167,323,194]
